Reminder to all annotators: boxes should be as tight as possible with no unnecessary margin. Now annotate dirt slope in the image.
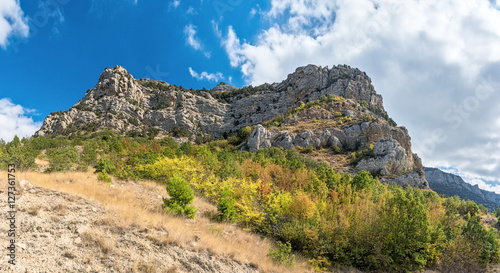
[0,184,260,273]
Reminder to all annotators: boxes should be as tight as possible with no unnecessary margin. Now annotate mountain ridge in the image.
[425,167,500,211]
[34,64,428,189]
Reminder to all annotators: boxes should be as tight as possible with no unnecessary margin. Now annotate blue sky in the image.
[0,0,271,123]
[1,0,500,192]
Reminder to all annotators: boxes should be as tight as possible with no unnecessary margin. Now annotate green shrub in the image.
[46,147,79,172]
[361,113,374,122]
[308,257,331,272]
[458,200,480,216]
[163,176,198,219]
[94,158,116,174]
[98,169,112,183]
[302,144,315,154]
[351,170,376,190]
[331,144,342,154]
[462,215,500,265]
[2,144,37,171]
[217,187,237,222]
[170,126,191,138]
[268,241,295,267]
[381,188,431,272]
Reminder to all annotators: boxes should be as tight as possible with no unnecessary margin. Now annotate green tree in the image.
[94,158,116,174]
[46,147,79,172]
[351,170,375,190]
[462,215,500,265]
[3,145,37,170]
[217,187,237,222]
[381,188,431,271]
[163,176,197,219]
[6,135,21,150]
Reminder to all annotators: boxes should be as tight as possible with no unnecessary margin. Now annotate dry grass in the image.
[52,203,68,215]
[308,149,353,174]
[0,170,311,272]
[80,227,116,254]
[130,258,161,273]
[28,205,40,216]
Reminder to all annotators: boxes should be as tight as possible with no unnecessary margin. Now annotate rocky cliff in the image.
[35,64,428,188]
[425,167,500,211]
[35,65,384,138]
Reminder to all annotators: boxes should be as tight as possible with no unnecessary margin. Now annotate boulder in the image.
[247,125,272,153]
[356,138,411,176]
[270,131,294,150]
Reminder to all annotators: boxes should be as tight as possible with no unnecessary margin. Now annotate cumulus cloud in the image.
[221,0,500,187]
[0,0,29,48]
[188,67,224,82]
[0,98,42,142]
[184,24,211,58]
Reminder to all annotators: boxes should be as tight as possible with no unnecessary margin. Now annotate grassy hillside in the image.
[1,130,499,272]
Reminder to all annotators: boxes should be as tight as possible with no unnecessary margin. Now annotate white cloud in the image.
[171,0,180,8]
[250,8,257,17]
[187,6,197,15]
[184,24,211,58]
[188,67,224,82]
[221,0,500,188]
[212,20,222,38]
[184,24,201,50]
[0,0,29,48]
[0,98,42,142]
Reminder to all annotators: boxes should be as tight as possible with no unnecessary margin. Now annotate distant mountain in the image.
[425,167,500,211]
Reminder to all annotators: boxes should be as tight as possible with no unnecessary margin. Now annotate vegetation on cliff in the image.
[1,130,499,272]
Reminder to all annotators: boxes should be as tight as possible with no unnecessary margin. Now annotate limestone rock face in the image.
[247,125,272,153]
[356,138,411,176]
[34,64,426,189]
[211,82,237,93]
[244,123,428,189]
[36,64,387,138]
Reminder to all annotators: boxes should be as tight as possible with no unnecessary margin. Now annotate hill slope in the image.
[425,167,500,211]
[0,170,301,273]
[34,64,428,189]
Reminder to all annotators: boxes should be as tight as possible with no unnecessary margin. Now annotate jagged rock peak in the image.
[35,63,389,140]
[274,64,384,111]
[34,63,428,188]
[211,82,237,93]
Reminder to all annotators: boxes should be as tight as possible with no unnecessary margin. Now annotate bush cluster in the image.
[4,133,499,272]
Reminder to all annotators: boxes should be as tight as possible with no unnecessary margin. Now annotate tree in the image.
[351,170,375,190]
[381,188,431,271]
[162,176,197,219]
[46,147,79,172]
[3,145,37,170]
[462,215,500,265]
[217,187,237,222]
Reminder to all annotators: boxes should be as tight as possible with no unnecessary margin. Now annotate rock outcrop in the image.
[425,167,500,211]
[35,64,386,138]
[246,124,427,189]
[34,64,427,188]
[211,82,237,93]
